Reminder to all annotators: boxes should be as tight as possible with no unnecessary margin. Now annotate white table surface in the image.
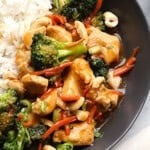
[112,0,150,149]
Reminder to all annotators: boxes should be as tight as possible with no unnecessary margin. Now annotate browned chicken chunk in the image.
[87,27,120,64]
[53,122,94,146]
[21,74,48,95]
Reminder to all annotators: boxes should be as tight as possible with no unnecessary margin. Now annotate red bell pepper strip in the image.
[42,116,77,140]
[114,47,139,76]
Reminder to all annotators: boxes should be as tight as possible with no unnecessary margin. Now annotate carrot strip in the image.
[44,70,63,77]
[42,116,77,140]
[126,57,136,66]
[40,88,54,100]
[32,62,72,76]
[60,95,80,102]
[89,0,104,19]
[17,114,24,121]
[95,111,102,121]
[61,111,71,136]
[48,14,67,25]
[38,143,43,150]
[64,125,71,136]
[83,84,92,97]
[87,105,97,123]
[114,47,139,76]
[113,65,134,76]
[85,0,103,26]
[54,79,63,88]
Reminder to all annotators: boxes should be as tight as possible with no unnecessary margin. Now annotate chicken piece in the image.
[61,68,82,101]
[21,74,48,95]
[72,58,94,84]
[46,25,72,42]
[15,49,33,77]
[8,79,25,96]
[30,16,52,29]
[96,85,119,109]
[107,70,122,89]
[91,76,105,89]
[87,27,120,64]
[53,122,94,146]
[32,89,57,116]
[23,16,52,49]
[86,81,119,110]
[3,72,25,95]
[74,21,88,44]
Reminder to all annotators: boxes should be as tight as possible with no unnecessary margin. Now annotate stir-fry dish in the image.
[0,0,138,150]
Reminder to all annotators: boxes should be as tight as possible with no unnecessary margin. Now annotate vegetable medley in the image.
[0,0,138,150]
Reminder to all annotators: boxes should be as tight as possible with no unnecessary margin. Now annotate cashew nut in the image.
[68,97,85,111]
[103,11,118,28]
[43,145,56,150]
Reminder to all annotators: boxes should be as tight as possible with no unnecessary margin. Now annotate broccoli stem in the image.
[58,44,86,59]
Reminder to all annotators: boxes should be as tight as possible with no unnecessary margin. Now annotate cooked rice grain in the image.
[0,0,52,93]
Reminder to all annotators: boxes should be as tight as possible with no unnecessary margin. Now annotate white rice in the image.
[0,0,52,93]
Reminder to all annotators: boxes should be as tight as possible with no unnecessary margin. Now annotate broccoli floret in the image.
[56,142,74,150]
[3,121,31,150]
[0,89,18,133]
[91,12,106,31]
[60,0,97,20]
[27,124,48,140]
[18,100,32,122]
[31,33,86,70]
[0,88,18,113]
[52,0,70,13]
[88,57,108,77]
[0,112,15,133]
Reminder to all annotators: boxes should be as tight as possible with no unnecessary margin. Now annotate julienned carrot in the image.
[85,0,103,26]
[83,84,92,97]
[32,62,72,76]
[114,47,139,76]
[40,88,54,100]
[54,79,63,88]
[44,70,63,77]
[61,111,70,136]
[60,95,80,102]
[89,0,104,19]
[113,65,134,77]
[87,105,97,123]
[38,143,43,150]
[42,116,77,140]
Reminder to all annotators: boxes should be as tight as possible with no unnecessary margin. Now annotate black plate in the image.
[76,0,150,150]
